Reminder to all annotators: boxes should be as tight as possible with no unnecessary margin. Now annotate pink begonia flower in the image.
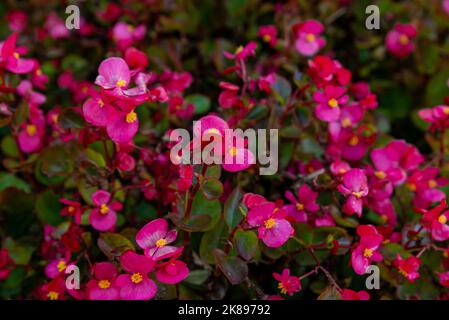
[444,0,449,15]
[314,213,336,227]
[116,152,135,171]
[124,47,149,70]
[6,10,27,33]
[136,218,181,261]
[393,255,421,282]
[116,251,157,300]
[330,159,351,176]
[293,20,326,56]
[283,184,319,223]
[16,80,46,106]
[313,85,349,122]
[0,33,34,74]
[59,198,83,225]
[247,201,294,248]
[40,276,67,300]
[155,259,189,284]
[168,96,194,118]
[0,249,14,280]
[385,23,417,58]
[44,257,74,279]
[159,71,193,94]
[218,82,240,109]
[243,193,268,209]
[45,12,70,39]
[418,105,449,132]
[30,61,49,90]
[258,25,277,47]
[112,22,146,50]
[369,146,407,186]
[335,104,364,130]
[258,73,276,94]
[222,134,255,172]
[341,289,370,300]
[420,200,449,242]
[89,190,123,231]
[224,41,257,60]
[82,90,115,127]
[87,262,120,300]
[338,168,369,217]
[107,108,139,144]
[436,271,449,287]
[407,167,448,209]
[350,81,378,110]
[385,140,424,172]
[177,165,194,192]
[17,122,43,153]
[272,269,301,296]
[351,225,383,275]
[95,57,131,92]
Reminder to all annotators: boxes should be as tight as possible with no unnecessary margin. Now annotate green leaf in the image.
[233,230,259,261]
[0,173,31,193]
[40,146,73,177]
[1,135,19,158]
[184,270,211,285]
[85,148,106,168]
[280,126,301,139]
[200,220,228,264]
[224,187,243,229]
[191,190,221,231]
[213,249,248,285]
[35,190,65,226]
[3,238,34,265]
[271,76,292,104]
[12,103,29,127]
[201,177,223,200]
[97,232,135,259]
[175,214,212,232]
[317,286,342,300]
[186,94,211,115]
[59,108,85,129]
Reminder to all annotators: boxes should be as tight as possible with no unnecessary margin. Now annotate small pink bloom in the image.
[45,258,74,279]
[113,22,146,50]
[45,12,70,39]
[177,165,194,191]
[6,10,27,33]
[95,57,131,92]
[116,152,136,171]
[338,169,369,217]
[124,47,149,70]
[420,200,449,241]
[386,23,417,58]
[224,42,257,60]
[136,218,181,261]
[59,198,83,225]
[418,105,449,132]
[89,190,122,231]
[155,259,189,284]
[87,262,120,300]
[283,184,319,223]
[0,249,14,280]
[393,254,421,282]
[341,289,370,300]
[351,225,383,275]
[0,33,34,74]
[330,159,351,176]
[258,25,277,47]
[436,271,449,287]
[273,269,301,296]
[314,85,349,122]
[293,20,326,56]
[168,96,194,118]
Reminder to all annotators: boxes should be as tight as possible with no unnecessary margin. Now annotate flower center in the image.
[438,215,447,224]
[116,79,127,88]
[100,203,109,215]
[263,34,271,42]
[306,33,316,42]
[399,34,409,45]
[98,99,104,108]
[68,206,75,213]
[57,260,67,272]
[47,291,59,300]
[98,279,111,289]
[131,272,143,284]
[264,218,276,229]
[36,68,42,76]
[443,107,449,115]
[428,180,437,188]
[363,248,373,258]
[342,117,352,128]
[375,171,386,179]
[407,183,416,191]
[156,238,167,247]
[26,124,37,136]
[229,147,238,157]
[399,268,409,277]
[352,191,364,198]
[349,136,359,146]
[13,52,20,59]
[235,46,244,54]
[126,111,137,123]
[328,98,338,108]
[278,282,288,295]
[205,128,220,135]
[296,203,304,211]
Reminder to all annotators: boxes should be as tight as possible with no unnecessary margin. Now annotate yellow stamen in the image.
[156,238,167,247]
[98,279,111,289]
[235,46,244,54]
[264,218,276,229]
[349,136,359,146]
[296,203,304,211]
[100,203,109,215]
[131,272,143,284]
[126,111,137,123]
[438,215,447,224]
[443,107,449,115]
[229,147,238,157]
[328,98,338,108]
[428,180,437,188]
[399,269,409,277]
[57,260,67,272]
[205,128,220,135]
[36,69,42,76]
[26,124,37,136]
[47,291,59,300]
[13,52,20,59]
[306,33,316,42]
[278,282,288,295]
[116,79,127,88]
[52,114,59,123]
[342,117,352,128]
[375,171,386,179]
[399,34,409,45]
[68,206,75,213]
[363,248,373,258]
[352,191,364,198]
[263,34,271,43]
[98,99,104,108]
[407,183,416,191]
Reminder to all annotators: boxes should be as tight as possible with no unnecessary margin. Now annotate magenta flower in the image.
[59,198,83,225]
[45,258,74,279]
[407,167,448,209]
[313,85,349,122]
[369,146,407,186]
[82,90,115,127]
[222,134,255,172]
[45,12,70,39]
[0,249,14,280]
[420,200,449,242]
[87,262,120,300]
[258,25,277,47]
[338,168,369,217]
[136,218,181,261]
[95,57,131,93]
[330,159,351,176]
[124,47,149,70]
[155,259,189,284]
[386,23,417,58]
[384,140,424,172]
[17,122,43,153]
[224,42,257,60]
[444,0,449,15]
[89,190,123,231]
[0,33,34,74]
[272,269,301,296]
[393,255,421,282]
[6,10,27,33]
[16,80,46,107]
[341,289,370,300]
[351,225,383,275]
[218,82,240,109]
[293,20,326,56]
[168,96,194,118]
[116,251,157,300]
[283,184,319,223]
[247,202,294,248]
[116,152,136,171]
[193,114,229,138]
[418,105,449,132]
[436,271,449,287]
[112,22,146,50]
